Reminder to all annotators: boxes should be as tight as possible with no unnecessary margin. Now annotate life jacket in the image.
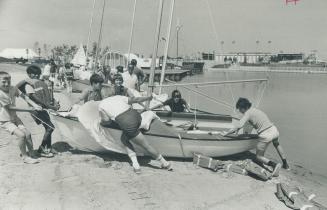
[16,78,52,107]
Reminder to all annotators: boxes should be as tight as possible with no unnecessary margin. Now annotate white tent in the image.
[71,44,86,66]
[0,48,38,59]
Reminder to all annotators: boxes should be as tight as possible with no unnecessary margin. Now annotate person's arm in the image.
[127,95,152,105]
[17,91,42,111]
[223,113,250,136]
[138,70,145,85]
[182,99,191,112]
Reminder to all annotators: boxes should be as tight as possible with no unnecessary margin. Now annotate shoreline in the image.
[208,66,327,74]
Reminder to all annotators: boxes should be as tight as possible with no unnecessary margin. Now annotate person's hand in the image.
[53,101,60,111]
[33,105,42,111]
[221,131,228,136]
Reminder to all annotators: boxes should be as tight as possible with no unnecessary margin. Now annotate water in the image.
[2,63,326,175]
[161,70,327,176]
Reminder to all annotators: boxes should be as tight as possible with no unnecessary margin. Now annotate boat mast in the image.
[127,0,137,62]
[159,0,175,95]
[86,0,97,68]
[147,0,165,105]
[94,0,106,73]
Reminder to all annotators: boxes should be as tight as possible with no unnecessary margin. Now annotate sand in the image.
[0,63,326,210]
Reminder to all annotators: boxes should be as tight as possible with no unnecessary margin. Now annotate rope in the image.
[166,79,234,110]
[255,80,268,108]
[31,111,56,130]
[177,134,186,157]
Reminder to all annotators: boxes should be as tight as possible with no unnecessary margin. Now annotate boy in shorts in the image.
[0,71,42,164]
[17,65,60,157]
[224,97,289,177]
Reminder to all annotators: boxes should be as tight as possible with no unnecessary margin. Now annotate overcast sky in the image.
[0,0,326,59]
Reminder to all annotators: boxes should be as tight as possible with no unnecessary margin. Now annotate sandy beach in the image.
[0,63,326,210]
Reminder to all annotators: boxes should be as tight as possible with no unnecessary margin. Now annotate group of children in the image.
[0,65,60,163]
[1,62,290,177]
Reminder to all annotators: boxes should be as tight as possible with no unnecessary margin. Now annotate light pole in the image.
[176,24,183,65]
[25,49,29,60]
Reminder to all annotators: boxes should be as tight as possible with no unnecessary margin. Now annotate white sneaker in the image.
[272,163,282,177]
[23,156,40,164]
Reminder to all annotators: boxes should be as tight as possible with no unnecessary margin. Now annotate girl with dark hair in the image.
[224,97,289,177]
[151,89,191,112]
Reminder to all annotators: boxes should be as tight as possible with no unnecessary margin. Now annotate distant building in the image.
[215,52,271,64]
[274,53,304,63]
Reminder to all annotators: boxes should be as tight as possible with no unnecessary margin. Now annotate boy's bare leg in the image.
[256,142,281,176]
[22,128,35,157]
[130,133,171,170]
[13,128,28,157]
[272,139,289,169]
[125,147,140,171]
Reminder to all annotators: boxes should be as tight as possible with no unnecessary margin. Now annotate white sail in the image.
[71,44,86,66]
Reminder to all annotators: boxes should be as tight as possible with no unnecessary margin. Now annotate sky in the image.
[0,0,326,60]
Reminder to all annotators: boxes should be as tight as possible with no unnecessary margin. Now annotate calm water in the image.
[161,70,327,175]
[2,64,326,175]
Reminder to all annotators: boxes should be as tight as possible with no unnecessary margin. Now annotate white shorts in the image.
[256,125,279,152]
[259,125,279,143]
[0,121,25,135]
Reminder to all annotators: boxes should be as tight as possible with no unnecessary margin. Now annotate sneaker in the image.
[22,156,39,164]
[38,146,54,158]
[133,168,141,174]
[272,163,282,177]
[161,162,173,171]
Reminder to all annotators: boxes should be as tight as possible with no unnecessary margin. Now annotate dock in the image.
[142,69,190,82]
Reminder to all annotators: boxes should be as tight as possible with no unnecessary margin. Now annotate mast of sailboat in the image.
[158,0,175,95]
[147,0,165,107]
[127,0,137,62]
[94,0,106,73]
[86,0,97,67]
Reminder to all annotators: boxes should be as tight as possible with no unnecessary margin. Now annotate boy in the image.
[224,97,289,177]
[17,65,60,158]
[0,71,42,164]
[99,94,172,174]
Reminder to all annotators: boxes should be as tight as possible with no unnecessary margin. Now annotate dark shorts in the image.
[115,109,141,144]
[31,110,55,129]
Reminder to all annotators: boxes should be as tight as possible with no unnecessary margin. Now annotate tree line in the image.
[33,41,110,64]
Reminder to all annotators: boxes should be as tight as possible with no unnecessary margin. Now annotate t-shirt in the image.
[122,71,138,90]
[237,107,273,133]
[98,95,130,120]
[0,87,19,122]
[24,79,52,107]
[163,98,187,112]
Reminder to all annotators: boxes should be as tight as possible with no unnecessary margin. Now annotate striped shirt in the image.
[236,107,273,134]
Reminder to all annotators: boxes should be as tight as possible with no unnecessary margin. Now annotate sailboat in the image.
[51,0,265,157]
